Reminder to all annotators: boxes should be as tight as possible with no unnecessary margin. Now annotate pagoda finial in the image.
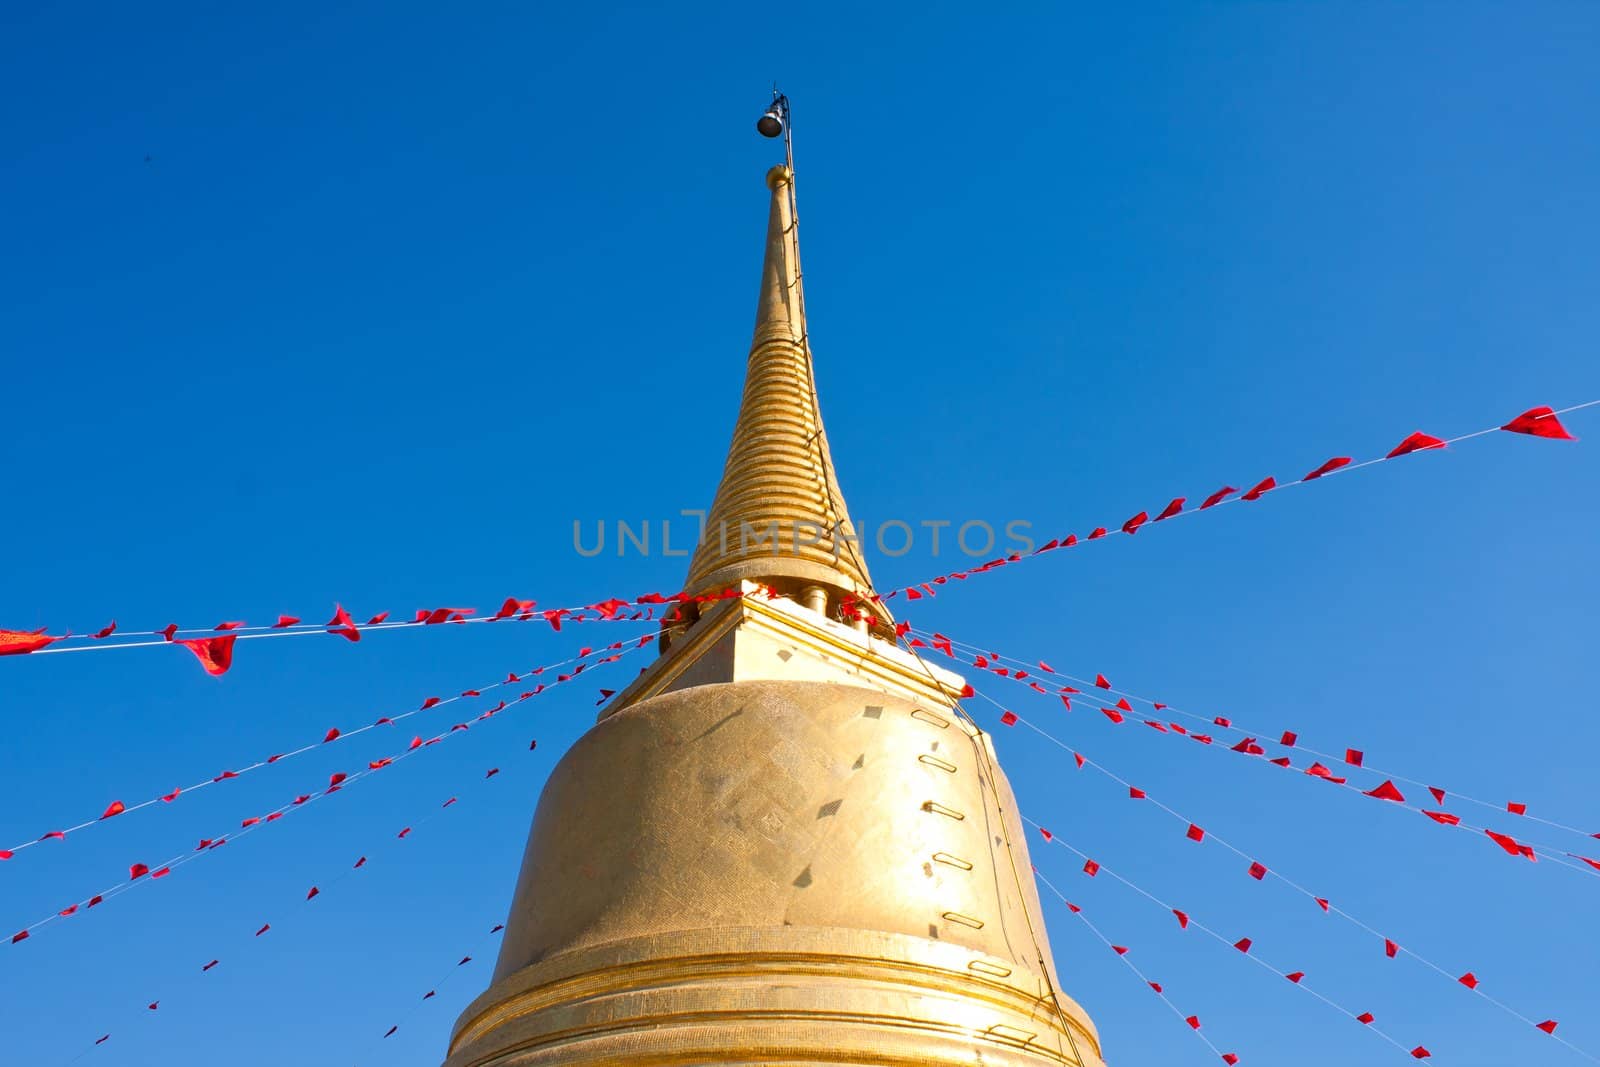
[683,123,884,628]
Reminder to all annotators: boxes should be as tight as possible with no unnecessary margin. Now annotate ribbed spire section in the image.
[684,165,877,612]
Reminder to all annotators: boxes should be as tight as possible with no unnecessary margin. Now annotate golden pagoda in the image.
[444,144,1104,1066]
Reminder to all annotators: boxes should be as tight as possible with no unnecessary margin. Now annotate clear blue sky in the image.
[3,3,1597,1065]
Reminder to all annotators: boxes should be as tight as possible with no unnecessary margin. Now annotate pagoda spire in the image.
[683,165,880,622]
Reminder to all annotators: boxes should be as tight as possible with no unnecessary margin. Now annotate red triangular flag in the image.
[1387,431,1446,458]
[1241,476,1276,501]
[1155,497,1185,521]
[176,635,237,676]
[1365,780,1405,803]
[1501,406,1575,440]
[1200,486,1237,509]
[1303,456,1351,480]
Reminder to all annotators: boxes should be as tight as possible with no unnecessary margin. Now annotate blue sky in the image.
[3,2,1598,1064]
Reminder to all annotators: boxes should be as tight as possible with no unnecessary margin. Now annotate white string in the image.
[1030,825,1430,1062]
[6,639,651,946]
[960,679,1595,1062]
[1031,866,1236,1065]
[912,626,1600,847]
[872,399,1597,603]
[3,628,655,860]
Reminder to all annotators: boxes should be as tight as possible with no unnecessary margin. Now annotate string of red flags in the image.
[6,637,649,949]
[848,400,1592,612]
[353,920,510,1064]
[956,679,1593,1061]
[9,402,1590,674]
[908,626,1600,866]
[0,629,654,865]
[1031,867,1244,1065]
[3,592,670,675]
[1030,824,1436,1062]
[60,740,537,1061]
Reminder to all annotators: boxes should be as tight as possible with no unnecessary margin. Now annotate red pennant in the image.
[1155,497,1185,521]
[272,615,300,628]
[202,960,219,972]
[1112,945,1129,955]
[177,635,237,676]
[420,696,442,710]
[1423,809,1461,826]
[1129,787,1147,800]
[1411,1048,1431,1060]
[322,728,340,743]
[255,924,270,937]
[1223,1055,1239,1066]
[1344,748,1364,767]
[1358,1012,1375,1025]
[11,930,29,944]
[0,628,59,656]
[384,1026,398,1039]
[1303,456,1351,480]
[398,827,412,839]
[1095,673,1112,689]
[1387,431,1446,458]
[1247,862,1267,880]
[306,886,320,900]
[1429,786,1446,805]
[1083,859,1100,877]
[1286,971,1305,984]
[1485,829,1537,860]
[1186,824,1205,842]
[1315,897,1329,912]
[1537,1020,1559,1035]
[1233,937,1252,953]
[1501,406,1575,440]
[1459,972,1479,989]
[1385,938,1399,958]
[1201,486,1237,509]
[367,612,390,626]
[1186,1016,1201,1030]
[101,800,125,820]
[1121,511,1149,535]
[328,772,347,788]
[1000,710,1018,726]
[1073,753,1085,768]
[93,622,117,639]
[1241,477,1276,501]
[1102,707,1124,724]
[129,863,150,879]
[1507,802,1527,815]
[1149,981,1162,993]
[1173,909,1189,929]
[1306,761,1347,783]
[1038,827,1053,842]
[1365,780,1405,803]
[159,624,178,641]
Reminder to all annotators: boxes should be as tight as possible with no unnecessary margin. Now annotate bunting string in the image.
[954,677,1589,1058]
[59,740,533,1061]
[6,638,647,949]
[10,403,1587,675]
[353,919,508,1062]
[1,630,654,866]
[3,596,660,676]
[1031,866,1243,1065]
[908,626,1600,871]
[853,401,1591,610]
[1031,826,1438,1062]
